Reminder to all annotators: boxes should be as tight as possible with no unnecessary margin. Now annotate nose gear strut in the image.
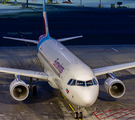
[74,106,83,119]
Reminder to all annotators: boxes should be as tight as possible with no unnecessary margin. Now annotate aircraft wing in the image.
[0,67,48,80]
[3,36,38,44]
[92,62,135,76]
[57,35,83,42]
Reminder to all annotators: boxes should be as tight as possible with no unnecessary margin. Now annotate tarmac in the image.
[0,1,135,120]
[0,45,135,120]
[0,3,42,14]
[1,5,135,46]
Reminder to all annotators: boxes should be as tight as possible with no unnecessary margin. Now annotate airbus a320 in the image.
[2,0,135,119]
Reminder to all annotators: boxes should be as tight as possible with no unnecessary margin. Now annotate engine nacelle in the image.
[10,79,29,101]
[104,77,126,98]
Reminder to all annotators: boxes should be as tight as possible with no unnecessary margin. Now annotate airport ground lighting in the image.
[80,0,82,6]
[99,0,101,7]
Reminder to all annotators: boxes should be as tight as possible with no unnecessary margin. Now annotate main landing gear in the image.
[29,77,39,95]
[74,106,83,119]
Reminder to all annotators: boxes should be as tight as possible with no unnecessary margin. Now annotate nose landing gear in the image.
[75,112,78,119]
[74,106,83,119]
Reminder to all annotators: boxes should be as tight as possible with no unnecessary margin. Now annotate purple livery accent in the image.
[38,34,45,43]
[53,58,65,74]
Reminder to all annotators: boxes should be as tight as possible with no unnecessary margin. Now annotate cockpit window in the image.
[86,80,93,86]
[77,81,85,86]
[71,80,76,85]
[67,78,98,86]
[67,79,73,85]
[93,78,97,85]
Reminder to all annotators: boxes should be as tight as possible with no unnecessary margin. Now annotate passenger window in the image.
[86,80,93,86]
[71,80,76,85]
[93,78,97,85]
[67,79,73,85]
[77,81,85,86]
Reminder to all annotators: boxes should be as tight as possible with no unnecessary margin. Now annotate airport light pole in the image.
[99,0,101,8]
[14,0,17,6]
[80,0,82,6]
[26,0,28,8]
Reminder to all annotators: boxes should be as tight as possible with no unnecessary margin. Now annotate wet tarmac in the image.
[0,3,135,120]
[0,45,135,120]
[1,5,135,46]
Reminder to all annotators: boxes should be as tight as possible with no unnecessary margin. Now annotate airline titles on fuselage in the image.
[53,58,65,74]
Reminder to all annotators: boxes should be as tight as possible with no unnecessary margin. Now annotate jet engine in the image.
[10,79,29,101]
[104,77,126,98]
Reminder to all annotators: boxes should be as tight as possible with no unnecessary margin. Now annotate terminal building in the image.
[0,0,134,8]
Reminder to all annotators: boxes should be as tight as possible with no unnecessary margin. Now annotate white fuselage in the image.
[37,37,99,107]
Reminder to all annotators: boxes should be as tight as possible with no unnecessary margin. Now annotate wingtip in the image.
[3,36,8,39]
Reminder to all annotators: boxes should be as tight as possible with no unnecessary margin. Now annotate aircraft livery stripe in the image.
[37,33,51,53]
[43,12,46,35]
[43,0,46,34]
[37,0,51,53]
[43,0,46,12]
[43,0,49,36]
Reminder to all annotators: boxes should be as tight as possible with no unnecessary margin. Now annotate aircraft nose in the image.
[81,94,96,107]
[82,96,93,106]
[79,86,99,107]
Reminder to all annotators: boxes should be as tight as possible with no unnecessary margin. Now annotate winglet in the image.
[57,35,83,42]
[3,36,38,44]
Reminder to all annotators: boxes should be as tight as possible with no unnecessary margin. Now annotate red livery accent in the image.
[38,34,45,43]
[66,88,69,94]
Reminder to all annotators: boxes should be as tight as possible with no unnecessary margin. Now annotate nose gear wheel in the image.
[74,106,83,119]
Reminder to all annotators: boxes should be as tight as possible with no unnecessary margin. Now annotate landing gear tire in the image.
[33,86,37,96]
[75,112,78,119]
[79,112,83,119]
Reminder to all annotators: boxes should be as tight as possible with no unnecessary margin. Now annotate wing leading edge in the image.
[93,62,135,76]
[0,67,48,80]
[3,36,38,44]
[3,35,83,43]
[57,35,83,42]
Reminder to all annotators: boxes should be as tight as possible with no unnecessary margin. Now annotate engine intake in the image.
[10,79,29,101]
[104,77,125,98]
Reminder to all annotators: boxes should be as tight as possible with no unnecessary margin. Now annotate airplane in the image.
[2,0,135,119]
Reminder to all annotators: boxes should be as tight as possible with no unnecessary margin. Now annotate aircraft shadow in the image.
[98,74,135,85]
[98,90,116,101]
[0,81,56,104]
[23,81,57,104]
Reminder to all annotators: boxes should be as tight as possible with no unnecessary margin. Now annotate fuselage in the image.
[37,36,99,107]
